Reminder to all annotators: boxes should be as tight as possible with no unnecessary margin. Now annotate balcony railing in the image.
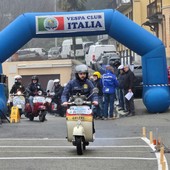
[147,0,162,19]
[115,0,132,12]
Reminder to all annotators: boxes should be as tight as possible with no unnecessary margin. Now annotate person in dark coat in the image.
[123,65,135,116]
[52,79,64,117]
[61,64,98,105]
[10,75,25,94]
[92,71,103,119]
[61,64,98,133]
[117,65,126,111]
[26,75,43,110]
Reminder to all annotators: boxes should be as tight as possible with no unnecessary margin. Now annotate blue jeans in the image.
[103,93,115,118]
[28,96,34,110]
[96,96,104,117]
[118,88,125,110]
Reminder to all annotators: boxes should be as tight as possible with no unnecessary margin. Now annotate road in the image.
[0,99,169,170]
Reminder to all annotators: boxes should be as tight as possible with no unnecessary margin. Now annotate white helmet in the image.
[14,75,22,80]
[53,79,60,83]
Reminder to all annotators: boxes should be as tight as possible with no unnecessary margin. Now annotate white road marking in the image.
[0,156,157,160]
[0,137,141,141]
[0,136,168,170]
[142,137,169,170]
[0,145,149,148]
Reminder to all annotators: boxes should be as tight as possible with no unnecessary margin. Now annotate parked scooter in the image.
[9,90,25,117]
[25,90,47,122]
[65,88,98,155]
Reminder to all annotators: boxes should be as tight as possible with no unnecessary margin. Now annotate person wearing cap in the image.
[123,65,135,116]
[102,65,118,120]
[92,71,103,119]
[10,75,25,94]
[117,65,126,112]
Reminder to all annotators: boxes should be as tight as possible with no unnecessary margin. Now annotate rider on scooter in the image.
[52,79,64,117]
[61,64,98,133]
[10,75,25,94]
[26,75,44,110]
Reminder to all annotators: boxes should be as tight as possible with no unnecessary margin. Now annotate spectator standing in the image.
[92,71,103,119]
[102,66,118,120]
[117,65,126,111]
[123,65,135,116]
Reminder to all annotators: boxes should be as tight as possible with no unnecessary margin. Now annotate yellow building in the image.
[2,59,72,92]
[113,0,170,65]
[162,0,170,64]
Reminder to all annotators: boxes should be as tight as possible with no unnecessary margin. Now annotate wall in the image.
[2,59,72,91]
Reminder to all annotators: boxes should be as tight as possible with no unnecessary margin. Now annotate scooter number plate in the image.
[68,106,91,115]
[33,96,45,103]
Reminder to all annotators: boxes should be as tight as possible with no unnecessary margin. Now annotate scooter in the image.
[45,92,58,114]
[9,90,25,117]
[25,90,47,122]
[65,88,98,155]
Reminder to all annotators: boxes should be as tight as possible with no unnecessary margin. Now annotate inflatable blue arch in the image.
[0,9,169,116]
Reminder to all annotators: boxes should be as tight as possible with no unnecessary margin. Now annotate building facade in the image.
[2,59,72,92]
[112,0,170,65]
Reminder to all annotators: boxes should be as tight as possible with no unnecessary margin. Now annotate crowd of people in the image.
[8,59,136,120]
[90,60,136,120]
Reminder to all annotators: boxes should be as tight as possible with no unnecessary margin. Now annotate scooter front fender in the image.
[73,125,85,138]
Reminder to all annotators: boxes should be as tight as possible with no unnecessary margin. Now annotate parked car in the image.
[48,47,61,60]
[85,44,116,69]
[16,49,40,61]
[24,48,48,60]
[60,38,84,59]
[82,41,94,55]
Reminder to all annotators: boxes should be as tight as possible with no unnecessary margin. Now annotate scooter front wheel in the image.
[29,115,34,121]
[39,111,47,122]
[75,136,83,155]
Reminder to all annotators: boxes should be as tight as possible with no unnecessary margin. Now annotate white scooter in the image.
[9,90,25,117]
[65,88,98,155]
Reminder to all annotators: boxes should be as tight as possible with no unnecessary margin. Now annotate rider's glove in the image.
[92,101,98,106]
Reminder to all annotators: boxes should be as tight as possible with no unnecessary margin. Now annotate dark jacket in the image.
[26,82,43,96]
[117,72,126,89]
[123,69,135,90]
[10,82,25,94]
[53,84,63,99]
[93,78,103,96]
[102,70,118,94]
[61,78,98,103]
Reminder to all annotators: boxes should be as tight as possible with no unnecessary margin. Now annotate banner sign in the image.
[36,12,105,34]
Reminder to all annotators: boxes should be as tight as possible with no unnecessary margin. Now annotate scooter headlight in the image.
[74,97,84,105]
[17,91,22,95]
[38,91,43,96]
